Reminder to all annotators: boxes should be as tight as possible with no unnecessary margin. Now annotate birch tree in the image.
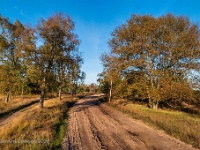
[100,14,200,109]
[34,13,80,107]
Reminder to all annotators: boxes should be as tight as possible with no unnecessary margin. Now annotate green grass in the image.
[51,101,75,150]
[109,100,200,149]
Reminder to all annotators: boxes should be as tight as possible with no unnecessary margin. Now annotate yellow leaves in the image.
[26,66,41,84]
[160,76,193,102]
[104,13,199,108]
[0,36,8,49]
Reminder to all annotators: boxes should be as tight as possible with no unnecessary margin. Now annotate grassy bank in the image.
[109,100,200,149]
[0,95,76,150]
[0,95,39,115]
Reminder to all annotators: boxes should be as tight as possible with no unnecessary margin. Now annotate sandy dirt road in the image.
[62,95,197,150]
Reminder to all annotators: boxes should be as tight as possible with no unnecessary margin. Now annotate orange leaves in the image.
[100,14,200,107]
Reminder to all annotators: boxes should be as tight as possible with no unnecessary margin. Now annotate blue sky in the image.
[0,0,200,84]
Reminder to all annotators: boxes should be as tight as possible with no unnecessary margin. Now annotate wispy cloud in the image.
[14,6,26,18]
[19,9,25,17]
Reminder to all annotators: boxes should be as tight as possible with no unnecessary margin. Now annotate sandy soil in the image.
[62,95,197,150]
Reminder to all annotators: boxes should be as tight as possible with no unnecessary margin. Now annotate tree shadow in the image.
[73,96,102,112]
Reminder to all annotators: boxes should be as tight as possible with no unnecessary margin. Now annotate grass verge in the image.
[0,95,39,115]
[0,99,39,118]
[0,95,76,150]
[51,101,75,150]
[108,99,200,149]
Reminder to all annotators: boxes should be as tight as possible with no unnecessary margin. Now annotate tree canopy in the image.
[0,13,85,108]
[99,14,200,109]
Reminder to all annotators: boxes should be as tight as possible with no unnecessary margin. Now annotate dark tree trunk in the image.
[40,77,46,108]
[71,83,77,96]
[40,88,45,108]
[21,84,24,103]
[5,92,10,103]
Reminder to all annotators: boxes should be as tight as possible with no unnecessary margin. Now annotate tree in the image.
[100,53,121,102]
[0,15,34,102]
[68,54,85,96]
[0,13,84,107]
[97,73,110,95]
[33,13,80,108]
[100,14,200,109]
[88,83,98,93]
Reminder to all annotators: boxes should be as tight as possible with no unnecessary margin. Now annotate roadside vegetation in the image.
[98,13,200,149]
[0,95,76,150]
[98,14,200,110]
[0,12,94,150]
[108,99,200,149]
[0,95,39,116]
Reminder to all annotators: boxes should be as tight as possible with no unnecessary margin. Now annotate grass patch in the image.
[109,100,200,149]
[51,101,75,150]
[0,95,39,115]
[0,95,76,150]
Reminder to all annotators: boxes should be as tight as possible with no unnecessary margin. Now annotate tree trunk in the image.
[71,83,77,96]
[147,97,159,109]
[146,87,152,108]
[152,101,158,109]
[40,88,45,108]
[5,92,10,103]
[21,84,24,103]
[109,79,113,103]
[58,87,62,100]
[40,77,46,108]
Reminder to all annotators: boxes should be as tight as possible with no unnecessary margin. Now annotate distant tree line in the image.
[98,14,200,109]
[74,83,99,94]
[0,13,85,108]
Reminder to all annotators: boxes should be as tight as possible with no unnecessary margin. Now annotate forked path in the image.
[62,95,197,150]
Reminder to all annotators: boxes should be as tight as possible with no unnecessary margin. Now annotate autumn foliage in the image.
[0,13,85,108]
[99,14,200,109]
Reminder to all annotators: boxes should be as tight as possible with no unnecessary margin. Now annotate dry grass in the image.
[109,100,200,149]
[0,94,39,115]
[0,95,76,150]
